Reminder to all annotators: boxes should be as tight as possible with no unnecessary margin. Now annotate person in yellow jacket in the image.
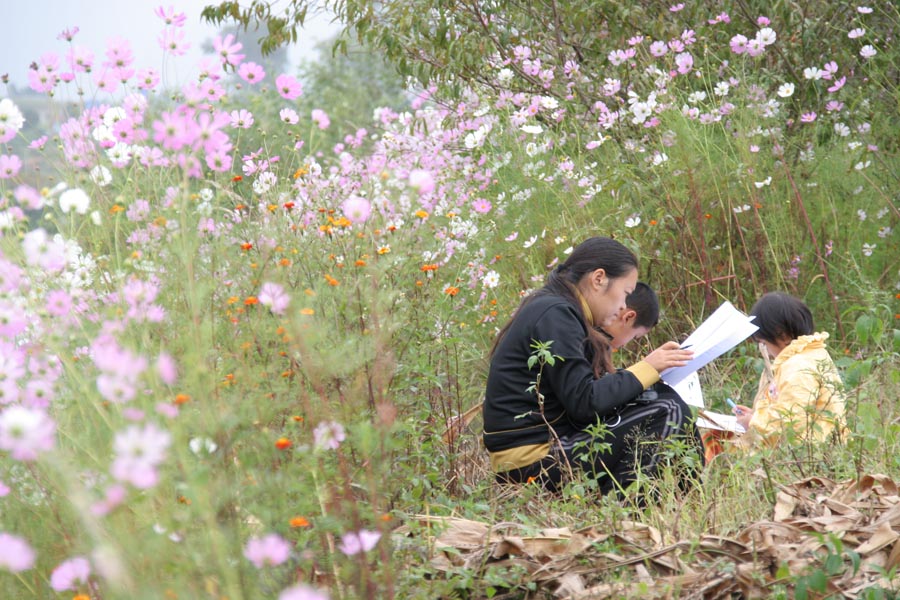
[730,292,846,449]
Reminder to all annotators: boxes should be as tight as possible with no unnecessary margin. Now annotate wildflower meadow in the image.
[1,1,900,598]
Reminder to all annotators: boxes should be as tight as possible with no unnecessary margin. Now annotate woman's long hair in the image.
[490,237,638,377]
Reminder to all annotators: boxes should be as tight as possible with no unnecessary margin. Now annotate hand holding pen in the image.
[727,397,753,430]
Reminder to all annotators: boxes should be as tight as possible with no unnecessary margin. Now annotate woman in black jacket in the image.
[483,237,701,496]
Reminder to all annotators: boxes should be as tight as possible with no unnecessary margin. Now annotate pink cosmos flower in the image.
[0,533,35,572]
[827,76,846,93]
[213,34,245,67]
[158,28,190,56]
[338,530,381,556]
[244,534,291,568]
[279,585,330,600]
[341,195,372,224]
[136,68,160,90]
[155,5,187,27]
[311,109,330,130]
[408,169,435,195]
[238,61,265,84]
[313,421,346,451]
[110,422,171,488]
[800,112,817,123]
[50,556,91,591]
[674,52,693,74]
[157,352,178,385]
[45,289,73,317]
[275,73,303,100]
[258,282,290,315]
[280,108,300,125]
[104,36,134,69]
[57,26,79,41]
[0,406,56,461]
[229,109,254,129]
[0,480,8,496]
[649,41,667,57]
[472,198,492,214]
[66,45,94,72]
[730,34,748,54]
[0,155,22,179]
[90,483,127,517]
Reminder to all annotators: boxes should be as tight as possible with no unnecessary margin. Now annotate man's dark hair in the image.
[627,282,659,329]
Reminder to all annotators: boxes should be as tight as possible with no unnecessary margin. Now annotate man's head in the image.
[604,282,659,349]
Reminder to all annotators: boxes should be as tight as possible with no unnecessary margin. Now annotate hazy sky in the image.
[3,0,341,90]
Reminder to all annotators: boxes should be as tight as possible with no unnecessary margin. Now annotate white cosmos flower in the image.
[59,188,91,214]
[776,83,795,98]
[862,243,876,256]
[860,45,877,59]
[482,270,500,289]
[803,67,823,80]
[756,27,777,46]
[90,165,112,187]
[754,177,772,188]
[521,124,543,134]
[625,215,641,228]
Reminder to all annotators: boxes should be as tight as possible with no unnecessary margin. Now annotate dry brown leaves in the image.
[393,474,900,598]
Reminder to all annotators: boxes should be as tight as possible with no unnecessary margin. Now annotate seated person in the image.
[728,292,847,450]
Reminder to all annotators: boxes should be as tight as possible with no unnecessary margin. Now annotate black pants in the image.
[496,384,703,496]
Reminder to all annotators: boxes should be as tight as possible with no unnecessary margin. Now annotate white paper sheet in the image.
[661,301,758,386]
[696,410,746,433]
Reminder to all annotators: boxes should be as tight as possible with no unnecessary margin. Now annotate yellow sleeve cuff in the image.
[626,361,660,389]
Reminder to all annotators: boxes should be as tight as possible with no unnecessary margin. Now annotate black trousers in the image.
[496,384,703,496]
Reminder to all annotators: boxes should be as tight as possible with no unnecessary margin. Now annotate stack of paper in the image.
[661,301,759,387]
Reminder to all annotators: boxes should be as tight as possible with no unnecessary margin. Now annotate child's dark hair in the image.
[490,236,638,376]
[627,282,659,329]
[749,292,815,343]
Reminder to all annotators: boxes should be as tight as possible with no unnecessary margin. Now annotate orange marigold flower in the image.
[290,516,311,528]
[416,280,423,286]
[526,476,537,484]
[74,595,91,600]
[377,245,391,255]
[415,209,429,219]
[420,264,439,272]
[379,513,392,522]
[324,274,339,286]
[174,393,190,405]
[226,296,239,305]
[178,495,191,505]
[355,259,367,267]
[275,437,292,450]
[244,296,259,305]
[267,204,278,213]
[232,175,243,182]
[109,204,124,214]
[649,219,658,226]
[283,201,295,210]
[240,242,253,251]
[300,308,315,315]
[704,213,712,219]
[292,415,304,422]
[235,204,247,211]
[445,286,460,296]
[294,165,309,179]
[279,258,291,267]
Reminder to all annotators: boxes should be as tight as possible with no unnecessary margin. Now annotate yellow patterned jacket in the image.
[741,332,846,448]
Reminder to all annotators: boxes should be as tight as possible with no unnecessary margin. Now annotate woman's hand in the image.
[643,341,694,373]
[733,404,753,430]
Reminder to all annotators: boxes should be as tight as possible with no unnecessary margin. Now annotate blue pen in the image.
[726,398,741,414]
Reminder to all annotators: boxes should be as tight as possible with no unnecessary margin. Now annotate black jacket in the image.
[483,293,647,452]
